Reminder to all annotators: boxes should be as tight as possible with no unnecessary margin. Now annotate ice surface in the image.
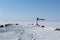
[0,23,60,40]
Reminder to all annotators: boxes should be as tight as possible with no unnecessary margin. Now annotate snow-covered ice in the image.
[0,22,60,40]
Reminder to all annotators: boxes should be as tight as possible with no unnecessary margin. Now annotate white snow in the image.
[0,22,60,40]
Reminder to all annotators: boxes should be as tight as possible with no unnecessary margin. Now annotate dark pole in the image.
[36,18,38,26]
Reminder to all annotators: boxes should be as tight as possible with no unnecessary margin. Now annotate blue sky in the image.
[0,0,60,22]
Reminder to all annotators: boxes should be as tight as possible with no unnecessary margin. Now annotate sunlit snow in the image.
[0,22,60,40]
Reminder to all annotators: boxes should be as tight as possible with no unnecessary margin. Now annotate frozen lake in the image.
[0,22,60,40]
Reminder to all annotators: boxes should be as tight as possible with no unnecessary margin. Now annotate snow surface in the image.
[0,23,60,40]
